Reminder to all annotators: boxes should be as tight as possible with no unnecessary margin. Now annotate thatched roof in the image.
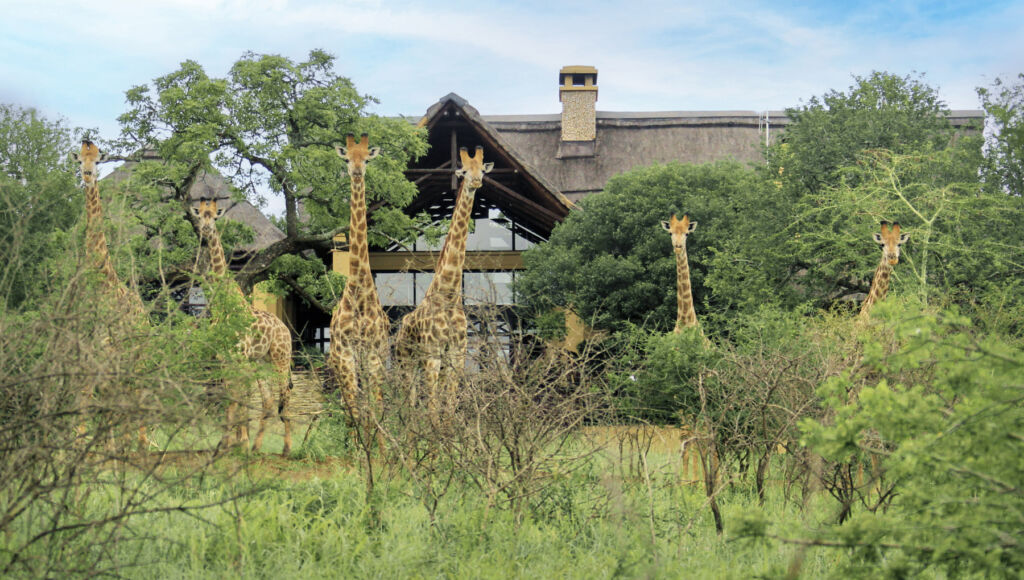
[103,154,285,254]
[484,109,985,202]
[405,94,573,238]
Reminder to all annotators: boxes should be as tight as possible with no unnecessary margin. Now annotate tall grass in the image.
[40,445,838,579]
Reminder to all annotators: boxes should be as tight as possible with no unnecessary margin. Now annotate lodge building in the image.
[114,66,985,353]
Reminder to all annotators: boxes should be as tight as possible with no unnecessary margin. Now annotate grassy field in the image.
[25,424,840,579]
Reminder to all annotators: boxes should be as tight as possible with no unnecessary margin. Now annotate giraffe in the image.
[661,214,700,333]
[72,140,146,319]
[852,221,910,493]
[327,133,390,427]
[191,199,294,455]
[858,221,910,320]
[396,146,493,415]
[662,213,717,505]
[72,139,151,448]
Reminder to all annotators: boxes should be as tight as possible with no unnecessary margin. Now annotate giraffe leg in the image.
[221,400,244,448]
[445,335,467,413]
[395,332,419,408]
[424,349,443,424]
[330,345,361,424]
[363,347,388,452]
[279,373,293,457]
[138,425,152,450]
[251,378,273,453]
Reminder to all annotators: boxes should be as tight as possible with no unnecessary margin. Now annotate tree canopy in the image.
[518,161,763,335]
[778,71,957,196]
[978,73,1024,196]
[0,104,86,309]
[113,49,430,309]
[522,71,1020,336]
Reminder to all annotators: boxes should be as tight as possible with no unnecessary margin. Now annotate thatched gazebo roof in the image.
[103,152,285,255]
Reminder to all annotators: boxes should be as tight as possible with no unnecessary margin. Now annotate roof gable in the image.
[404,93,573,238]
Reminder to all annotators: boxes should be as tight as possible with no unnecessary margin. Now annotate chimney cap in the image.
[559,65,598,89]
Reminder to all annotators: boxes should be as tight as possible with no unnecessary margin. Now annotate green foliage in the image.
[978,73,1024,196]
[704,72,993,313]
[612,326,715,424]
[519,161,763,334]
[786,143,1018,308]
[265,252,345,312]
[780,71,956,196]
[114,49,429,299]
[293,400,352,462]
[0,104,87,309]
[4,453,839,579]
[0,266,262,578]
[798,304,1024,577]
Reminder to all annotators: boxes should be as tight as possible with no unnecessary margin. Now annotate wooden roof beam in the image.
[482,175,562,227]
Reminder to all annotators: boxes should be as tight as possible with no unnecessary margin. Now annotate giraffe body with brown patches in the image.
[661,214,700,333]
[192,199,294,455]
[327,134,390,426]
[396,146,493,415]
[859,221,910,320]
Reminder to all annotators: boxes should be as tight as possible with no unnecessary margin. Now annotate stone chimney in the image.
[558,66,598,157]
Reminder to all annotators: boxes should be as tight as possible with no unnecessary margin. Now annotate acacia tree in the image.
[705,72,990,312]
[115,49,429,306]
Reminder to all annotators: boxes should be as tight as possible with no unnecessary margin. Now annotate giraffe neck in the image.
[425,179,479,302]
[345,173,376,299]
[84,182,122,290]
[204,226,248,306]
[860,256,892,317]
[673,245,698,332]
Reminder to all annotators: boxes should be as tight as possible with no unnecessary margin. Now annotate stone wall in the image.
[560,91,597,142]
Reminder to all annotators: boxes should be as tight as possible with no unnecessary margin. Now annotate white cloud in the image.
[3,0,1014,158]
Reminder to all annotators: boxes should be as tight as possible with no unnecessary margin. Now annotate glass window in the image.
[464,271,514,305]
[414,272,434,302]
[513,227,536,250]
[186,286,207,317]
[466,217,513,251]
[375,272,415,306]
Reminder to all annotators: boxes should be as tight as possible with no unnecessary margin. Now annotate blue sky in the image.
[2,0,1020,200]
[3,0,1020,135]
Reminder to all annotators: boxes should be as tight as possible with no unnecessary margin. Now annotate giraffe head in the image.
[873,221,910,265]
[661,214,698,251]
[70,139,109,187]
[455,146,494,189]
[335,133,380,178]
[190,198,226,240]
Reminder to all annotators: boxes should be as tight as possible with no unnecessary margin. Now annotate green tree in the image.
[783,143,1017,310]
[779,71,956,196]
[709,72,991,313]
[789,305,1024,577]
[114,49,430,309]
[978,73,1024,196]
[0,104,87,309]
[518,161,763,334]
